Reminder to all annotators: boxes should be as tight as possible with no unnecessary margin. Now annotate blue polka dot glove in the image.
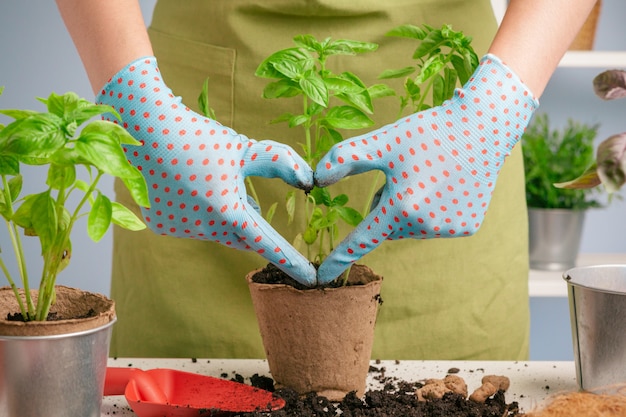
[315,54,539,283]
[97,57,316,285]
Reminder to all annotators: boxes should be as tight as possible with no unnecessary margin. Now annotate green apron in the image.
[110,0,530,360]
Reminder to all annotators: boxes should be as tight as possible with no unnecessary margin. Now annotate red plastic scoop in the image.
[104,367,285,416]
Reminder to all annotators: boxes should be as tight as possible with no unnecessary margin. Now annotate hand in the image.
[97,57,316,285]
[314,54,538,283]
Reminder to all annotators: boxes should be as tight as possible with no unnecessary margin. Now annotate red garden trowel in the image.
[104,367,285,417]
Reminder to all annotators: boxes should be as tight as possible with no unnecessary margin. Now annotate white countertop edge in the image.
[103,358,578,415]
[529,253,626,298]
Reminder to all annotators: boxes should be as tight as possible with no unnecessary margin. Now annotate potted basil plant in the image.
[0,88,149,417]
[223,24,478,400]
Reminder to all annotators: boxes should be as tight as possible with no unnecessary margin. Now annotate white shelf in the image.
[559,51,626,68]
[529,253,626,297]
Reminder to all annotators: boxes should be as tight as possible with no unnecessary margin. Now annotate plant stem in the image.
[245,178,261,214]
[1,175,35,318]
[35,171,104,320]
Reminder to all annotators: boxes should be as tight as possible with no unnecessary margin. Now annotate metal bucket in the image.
[564,265,626,393]
[0,318,115,417]
[528,208,585,271]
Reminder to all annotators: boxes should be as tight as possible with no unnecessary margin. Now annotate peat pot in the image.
[564,265,626,394]
[528,208,586,271]
[0,286,116,417]
[247,264,383,401]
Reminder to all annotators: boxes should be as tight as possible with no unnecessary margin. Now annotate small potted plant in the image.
[0,88,149,416]
[227,24,478,400]
[521,113,601,271]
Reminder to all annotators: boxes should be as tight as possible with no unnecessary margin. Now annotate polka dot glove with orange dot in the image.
[315,54,539,283]
[97,57,317,285]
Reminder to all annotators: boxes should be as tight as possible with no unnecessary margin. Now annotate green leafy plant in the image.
[0,90,150,321]
[198,25,477,282]
[522,113,601,209]
[254,35,393,266]
[378,24,478,114]
[557,69,626,194]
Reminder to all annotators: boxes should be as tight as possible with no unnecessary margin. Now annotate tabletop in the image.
[102,358,579,415]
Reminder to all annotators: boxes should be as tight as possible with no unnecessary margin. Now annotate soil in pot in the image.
[248,263,383,400]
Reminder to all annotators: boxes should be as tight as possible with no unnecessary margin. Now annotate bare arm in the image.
[489,0,598,97]
[55,0,152,94]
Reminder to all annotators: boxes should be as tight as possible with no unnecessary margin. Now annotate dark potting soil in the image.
[5,308,96,322]
[233,365,523,417]
[251,262,381,290]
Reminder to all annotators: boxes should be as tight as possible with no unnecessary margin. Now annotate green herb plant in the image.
[378,24,479,114]
[198,25,477,284]
[523,113,602,209]
[254,35,393,270]
[0,89,150,321]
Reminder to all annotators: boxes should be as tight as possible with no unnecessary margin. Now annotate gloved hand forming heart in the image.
[314,54,539,283]
[97,57,317,285]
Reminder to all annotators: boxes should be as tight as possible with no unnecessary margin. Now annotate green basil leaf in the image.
[288,114,308,128]
[302,225,318,245]
[331,193,348,207]
[0,113,65,162]
[299,73,328,107]
[255,48,312,79]
[385,24,427,40]
[32,191,58,253]
[0,155,19,175]
[378,67,415,80]
[0,109,38,121]
[324,106,373,129]
[264,202,278,225]
[311,209,339,229]
[75,129,141,179]
[70,103,119,127]
[432,74,445,107]
[11,194,37,229]
[368,84,396,100]
[198,77,217,119]
[262,79,302,100]
[324,77,364,94]
[46,163,76,190]
[285,190,296,224]
[336,90,374,115]
[121,176,151,208]
[8,174,22,201]
[293,34,321,52]
[309,186,332,206]
[334,205,363,227]
[87,193,112,242]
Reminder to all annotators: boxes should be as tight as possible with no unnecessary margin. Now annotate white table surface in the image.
[529,253,626,298]
[102,358,578,415]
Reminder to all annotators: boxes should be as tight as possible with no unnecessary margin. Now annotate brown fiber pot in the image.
[0,285,115,336]
[247,264,383,401]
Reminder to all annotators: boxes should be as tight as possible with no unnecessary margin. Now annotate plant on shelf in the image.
[556,69,626,194]
[0,89,149,321]
[522,113,602,210]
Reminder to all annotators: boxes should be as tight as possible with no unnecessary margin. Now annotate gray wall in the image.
[1,1,625,299]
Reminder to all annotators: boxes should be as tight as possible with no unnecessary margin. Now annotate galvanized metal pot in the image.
[0,286,115,417]
[564,265,626,393]
[528,208,586,271]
